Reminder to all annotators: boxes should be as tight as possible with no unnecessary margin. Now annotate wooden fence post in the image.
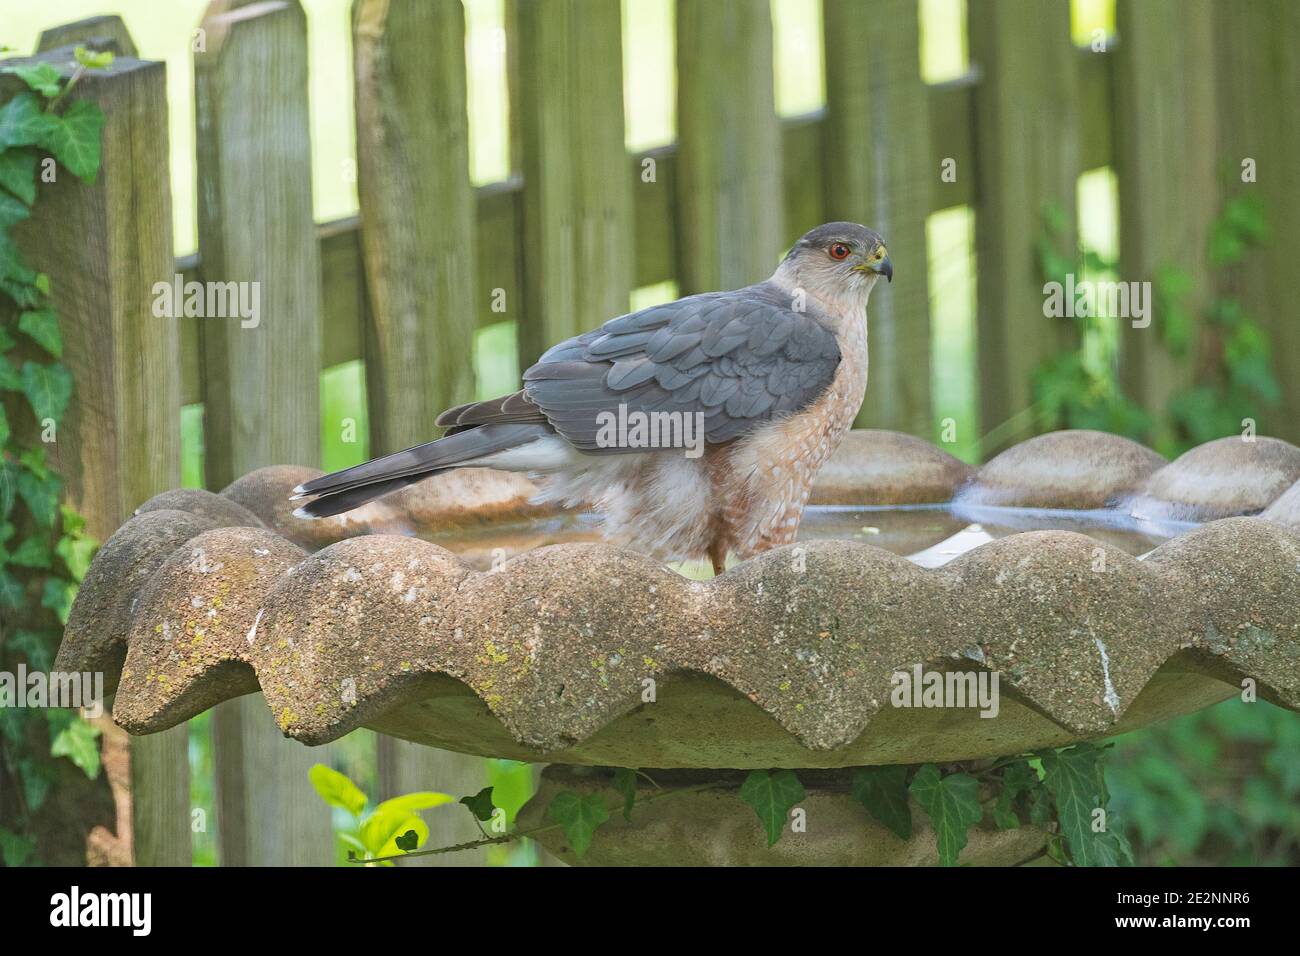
[1212,0,1300,444]
[968,0,1080,450]
[823,0,934,436]
[513,0,634,367]
[353,0,488,866]
[194,0,332,866]
[6,43,189,865]
[1114,0,1219,418]
[353,0,478,442]
[37,15,138,58]
[676,0,783,293]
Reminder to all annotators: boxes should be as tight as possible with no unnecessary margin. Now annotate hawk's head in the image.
[777,221,892,309]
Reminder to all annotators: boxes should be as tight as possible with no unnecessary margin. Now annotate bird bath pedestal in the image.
[57,430,1300,865]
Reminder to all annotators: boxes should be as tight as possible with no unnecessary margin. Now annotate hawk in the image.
[293,222,891,574]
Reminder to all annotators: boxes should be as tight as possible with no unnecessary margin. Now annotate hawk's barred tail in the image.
[291,422,550,518]
[292,474,431,518]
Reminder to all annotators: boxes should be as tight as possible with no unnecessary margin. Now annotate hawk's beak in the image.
[860,247,892,282]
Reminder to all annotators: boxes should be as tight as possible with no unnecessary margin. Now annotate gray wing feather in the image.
[521,283,841,452]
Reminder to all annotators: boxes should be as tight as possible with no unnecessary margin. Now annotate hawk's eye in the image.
[829,243,851,261]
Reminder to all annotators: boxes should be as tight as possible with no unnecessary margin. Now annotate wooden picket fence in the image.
[10,0,1297,865]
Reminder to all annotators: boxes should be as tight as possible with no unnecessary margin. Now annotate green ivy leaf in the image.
[1028,783,1054,826]
[20,360,72,423]
[393,829,419,853]
[8,535,51,569]
[1223,194,1267,242]
[909,764,984,867]
[458,786,496,822]
[58,503,85,535]
[50,716,101,779]
[850,765,913,839]
[0,273,41,308]
[41,576,75,624]
[55,524,98,582]
[43,99,104,184]
[546,790,610,858]
[17,467,60,529]
[992,760,1042,830]
[0,93,59,150]
[1040,744,1113,866]
[0,146,38,204]
[19,446,48,479]
[3,63,63,99]
[308,763,367,816]
[739,769,805,847]
[18,309,61,357]
[611,767,638,821]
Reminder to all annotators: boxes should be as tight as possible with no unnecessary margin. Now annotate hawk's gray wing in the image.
[299,284,841,516]
[490,282,841,451]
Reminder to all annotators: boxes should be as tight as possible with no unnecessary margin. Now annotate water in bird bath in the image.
[418,503,1194,573]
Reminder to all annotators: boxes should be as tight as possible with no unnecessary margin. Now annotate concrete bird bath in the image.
[56,430,1300,865]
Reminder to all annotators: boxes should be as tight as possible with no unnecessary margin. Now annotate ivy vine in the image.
[315,742,1131,867]
[0,45,112,867]
[1030,192,1274,457]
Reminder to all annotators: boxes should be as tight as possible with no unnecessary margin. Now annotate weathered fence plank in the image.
[823,0,934,436]
[781,114,825,241]
[8,47,189,865]
[676,0,782,292]
[513,0,634,367]
[1114,0,1219,417]
[353,0,488,866]
[194,0,332,866]
[1212,0,1300,443]
[353,0,477,442]
[968,0,1081,450]
[195,0,322,488]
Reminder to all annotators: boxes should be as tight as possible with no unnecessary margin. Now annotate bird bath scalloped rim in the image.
[56,428,1300,863]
